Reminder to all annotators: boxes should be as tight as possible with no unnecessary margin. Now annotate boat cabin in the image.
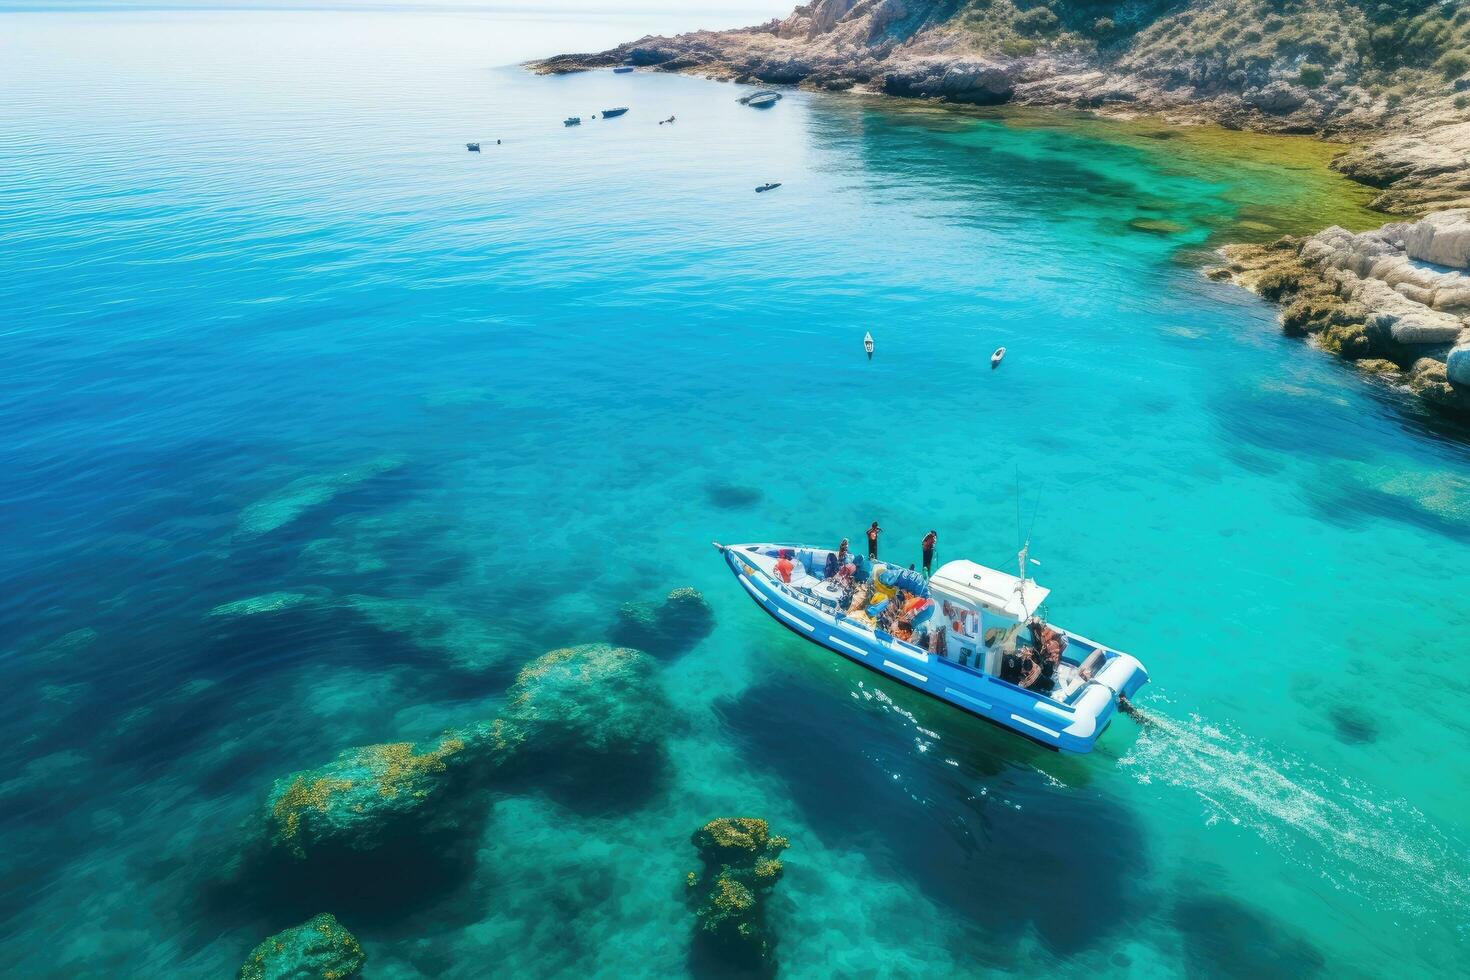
[927,559,1047,675]
[736,545,1103,705]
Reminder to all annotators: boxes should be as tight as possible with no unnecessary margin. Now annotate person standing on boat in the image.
[775,550,795,584]
[921,530,937,576]
[866,521,881,559]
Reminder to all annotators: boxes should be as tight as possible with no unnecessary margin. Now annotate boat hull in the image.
[600,108,629,118]
[719,544,1148,753]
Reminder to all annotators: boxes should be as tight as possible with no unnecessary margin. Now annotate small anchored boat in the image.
[739,90,782,107]
[466,142,480,152]
[714,542,1149,753]
[564,116,581,126]
[755,182,782,193]
[613,66,634,74]
[600,107,630,118]
[863,331,874,359]
[991,346,1006,369]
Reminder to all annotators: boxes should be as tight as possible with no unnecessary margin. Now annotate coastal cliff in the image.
[533,0,1470,417]
[534,0,1470,141]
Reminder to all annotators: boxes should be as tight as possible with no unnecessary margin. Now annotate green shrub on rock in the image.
[237,913,364,980]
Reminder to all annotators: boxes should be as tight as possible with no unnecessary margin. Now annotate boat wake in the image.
[1119,702,1470,923]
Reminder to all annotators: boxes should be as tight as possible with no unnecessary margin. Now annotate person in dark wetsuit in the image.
[921,530,937,576]
[866,521,881,559]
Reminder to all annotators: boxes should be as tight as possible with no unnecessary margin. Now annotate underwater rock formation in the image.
[610,587,716,659]
[341,594,509,673]
[210,591,327,618]
[237,912,365,980]
[264,729,491,859]
[686,817,790,967]
[492,643,673,769]
[236,456,404,540]
[1214,211,1470,418]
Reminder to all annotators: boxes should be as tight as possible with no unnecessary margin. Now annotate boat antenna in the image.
[1015,478,1045,620]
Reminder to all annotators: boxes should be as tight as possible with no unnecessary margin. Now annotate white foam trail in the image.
[1120,705,1470,922]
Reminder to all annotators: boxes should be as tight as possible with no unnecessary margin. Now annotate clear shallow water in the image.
[3,7,1470,978]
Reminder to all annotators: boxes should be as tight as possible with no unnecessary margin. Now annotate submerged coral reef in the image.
[237,912,364,980]
[687,817,791,967]
[236,456,404,540]
[264,730,488,859]
[493,643,672,760]
[610,587,716,659]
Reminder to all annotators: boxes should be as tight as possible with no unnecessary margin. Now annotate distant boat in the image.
[466,142,480,152]
[738,90,782,107]
[613,66,635,74]
[864,331,874,359]
[991,347,1006,369]
[755,182,781,193]
[564,116,581,127]
[600,107,629,118]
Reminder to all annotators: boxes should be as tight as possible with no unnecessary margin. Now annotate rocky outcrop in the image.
[687,817,791,968]
[1332,123,1470,215]
[531,1,1469,141]
[264,728,495,859]
[610,587,716,659]
[1213,210,1470,417]
[491,643,673,767]
[237,913,364,980]
[236,456,404,540]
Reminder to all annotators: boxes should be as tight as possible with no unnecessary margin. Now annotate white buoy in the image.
[991,346,1006,369]
[864,331,874,360]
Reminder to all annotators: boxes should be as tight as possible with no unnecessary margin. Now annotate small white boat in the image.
[739,90,783,107]
[600,107,630,118]
[466,142,480,152]
[991,346,1006,369]
[864,331,874,359]
[564,116,581,127]
[714,541,1149,753]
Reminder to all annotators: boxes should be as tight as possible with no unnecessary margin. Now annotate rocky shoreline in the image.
[1209,211,1470,416]
[532,0,1470,419]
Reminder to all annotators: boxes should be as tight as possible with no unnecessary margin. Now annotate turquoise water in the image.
[3,6,1470,978]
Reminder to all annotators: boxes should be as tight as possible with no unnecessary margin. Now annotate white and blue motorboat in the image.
[715,541,1149,753]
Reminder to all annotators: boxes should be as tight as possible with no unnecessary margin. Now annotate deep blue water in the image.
[3,6,1469,978]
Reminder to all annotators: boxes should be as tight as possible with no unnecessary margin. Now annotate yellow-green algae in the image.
[860,98,1389,245]
[268,733,471,858]
[688,818,791,965]
[495,643,673,760]
[237,912,364,980]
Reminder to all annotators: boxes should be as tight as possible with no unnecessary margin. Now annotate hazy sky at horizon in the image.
[0,0,794,12]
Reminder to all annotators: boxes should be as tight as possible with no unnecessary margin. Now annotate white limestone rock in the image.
[1403,209,1470,270]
